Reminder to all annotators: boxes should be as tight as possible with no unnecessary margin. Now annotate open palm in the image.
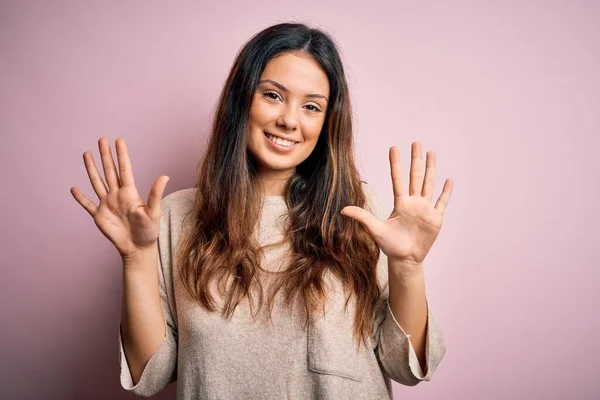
[70,138,170,259]
[342,142,453,266]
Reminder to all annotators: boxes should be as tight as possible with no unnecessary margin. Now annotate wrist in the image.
[388,258,424,283]
[122,243,158,269]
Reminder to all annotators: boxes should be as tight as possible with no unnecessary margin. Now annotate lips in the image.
[264,132,299,148]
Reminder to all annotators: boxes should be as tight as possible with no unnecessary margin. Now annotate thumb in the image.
[341,206,381,236]
[147,176,170,216]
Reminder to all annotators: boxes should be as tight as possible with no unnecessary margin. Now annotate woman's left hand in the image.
[341,142,453,272]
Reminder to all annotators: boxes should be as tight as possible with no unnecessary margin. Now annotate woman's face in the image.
[247,52,330,183]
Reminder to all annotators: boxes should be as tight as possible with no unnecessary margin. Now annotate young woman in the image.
[71,23,453,399]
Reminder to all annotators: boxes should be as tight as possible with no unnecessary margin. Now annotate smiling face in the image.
[247,51,330,194]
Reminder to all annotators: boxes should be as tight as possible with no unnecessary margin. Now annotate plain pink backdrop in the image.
[1,1,598,399]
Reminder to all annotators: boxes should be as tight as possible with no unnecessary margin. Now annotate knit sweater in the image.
[118,187,446,399]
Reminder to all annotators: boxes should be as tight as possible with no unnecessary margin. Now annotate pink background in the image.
[1,1,599,399]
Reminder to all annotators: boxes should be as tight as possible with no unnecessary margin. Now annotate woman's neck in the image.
[257,168,295,196]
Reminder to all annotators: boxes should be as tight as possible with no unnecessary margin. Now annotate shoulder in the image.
[360,181,387,220]
[359,182,390,291]
[161,188,197,217]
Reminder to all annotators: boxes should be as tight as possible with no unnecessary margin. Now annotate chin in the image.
[260,159,297,172]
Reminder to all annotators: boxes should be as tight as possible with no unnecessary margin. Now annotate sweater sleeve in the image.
[118,200,179,397]
[363,182,446,386]
[374,279,446,386]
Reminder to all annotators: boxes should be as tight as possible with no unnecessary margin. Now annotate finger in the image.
[98,137,121,190]
[115,138,136,187]
[147,176,170,217]
[389,147,406,207]
[409,142,424,196]
[70,186,98,216]
[340,206,382,237]
[434,179,453,216]
[421,151,436,201]
[83,151,108,199]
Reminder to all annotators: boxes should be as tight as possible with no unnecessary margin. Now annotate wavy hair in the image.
[176,23,381,347]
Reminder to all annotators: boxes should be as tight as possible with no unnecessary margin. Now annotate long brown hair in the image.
[176,23,381,347]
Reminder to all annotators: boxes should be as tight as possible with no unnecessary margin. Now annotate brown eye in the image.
[263,91,281,101]
[304,104,321,113]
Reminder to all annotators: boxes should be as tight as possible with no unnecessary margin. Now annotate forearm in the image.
[120,244,166,385]
[387,260,428,373]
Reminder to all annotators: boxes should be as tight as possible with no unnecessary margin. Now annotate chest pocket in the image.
[306,288,372,382]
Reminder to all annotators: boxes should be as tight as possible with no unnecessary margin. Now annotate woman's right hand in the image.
[70,138,170,261]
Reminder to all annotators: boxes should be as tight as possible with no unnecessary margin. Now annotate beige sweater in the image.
[118,188,446,399]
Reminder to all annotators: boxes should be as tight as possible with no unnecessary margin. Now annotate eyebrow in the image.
[258,79,329,102]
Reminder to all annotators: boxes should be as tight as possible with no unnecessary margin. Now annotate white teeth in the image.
[266,133,296,148]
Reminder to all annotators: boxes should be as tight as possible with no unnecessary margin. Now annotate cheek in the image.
[303,118,325,142]
[249,99,278,127]
[248,103,261,127]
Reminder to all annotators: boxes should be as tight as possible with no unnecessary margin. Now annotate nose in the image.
[276,104,298,131]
